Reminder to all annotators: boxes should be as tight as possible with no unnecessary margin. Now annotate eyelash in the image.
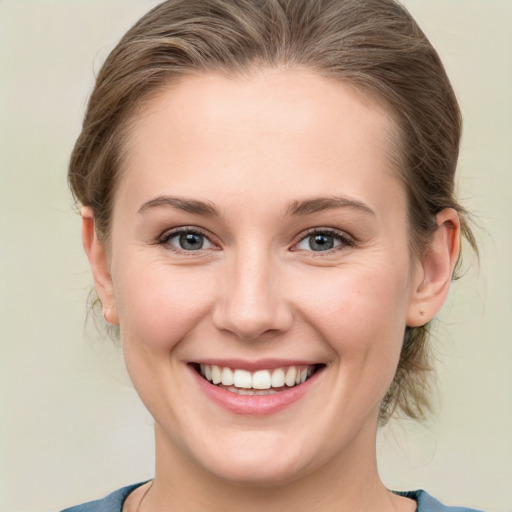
[158,227,216,254]
[292,228,355,253]
[157,227,354,254]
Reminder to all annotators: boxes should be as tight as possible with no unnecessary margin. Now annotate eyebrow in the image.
[286,196,375,217]
[138,196,220,217]
[137,194,375,218]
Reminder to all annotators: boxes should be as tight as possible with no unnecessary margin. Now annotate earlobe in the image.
[406,208,460,327]
[81,207,119,326]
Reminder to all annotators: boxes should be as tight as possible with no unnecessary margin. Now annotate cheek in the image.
[113,258,217,351]
[291,263,410,364]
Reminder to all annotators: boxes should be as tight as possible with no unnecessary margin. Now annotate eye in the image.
[160,228,215,251]
[294,230,353,252]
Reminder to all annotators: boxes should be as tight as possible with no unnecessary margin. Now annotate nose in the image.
[212,249,293,340]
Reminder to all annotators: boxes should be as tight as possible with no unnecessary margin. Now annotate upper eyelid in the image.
[295,227,353,242]
[159,226,211,241]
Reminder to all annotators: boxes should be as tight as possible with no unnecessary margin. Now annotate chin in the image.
[206,458,306,488]
[195,436,313,488]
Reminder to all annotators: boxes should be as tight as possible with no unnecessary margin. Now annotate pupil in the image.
[309,234,334,251]
[180,233,203,250]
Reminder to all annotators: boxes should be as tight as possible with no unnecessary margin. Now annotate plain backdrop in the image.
[0,1,511,511]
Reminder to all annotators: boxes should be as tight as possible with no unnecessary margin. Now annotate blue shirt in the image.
[60,483,483,512]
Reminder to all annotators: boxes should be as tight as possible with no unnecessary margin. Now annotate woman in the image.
[62,0,480,510]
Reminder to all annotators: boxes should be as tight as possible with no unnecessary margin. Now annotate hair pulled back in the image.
[69,0,476,423]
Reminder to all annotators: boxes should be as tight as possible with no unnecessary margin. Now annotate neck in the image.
[141,420,407,512]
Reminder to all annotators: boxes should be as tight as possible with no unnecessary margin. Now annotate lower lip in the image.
[189,365,323,415]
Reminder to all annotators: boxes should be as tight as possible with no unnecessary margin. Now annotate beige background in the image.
[0,1,511,511]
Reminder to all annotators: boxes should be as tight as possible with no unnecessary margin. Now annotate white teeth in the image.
[221,367,234,386]
[233,369,252,389]
[252,370,271,389]
[232,387,278,396]
[199,364,317,391]
[211,365,222,384]
[271,368,285,388]
[285,367,297,387]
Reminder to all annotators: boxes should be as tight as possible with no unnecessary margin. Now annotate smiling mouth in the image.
[193,364,323,396]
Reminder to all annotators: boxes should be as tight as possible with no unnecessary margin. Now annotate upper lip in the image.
[190,358,322,372]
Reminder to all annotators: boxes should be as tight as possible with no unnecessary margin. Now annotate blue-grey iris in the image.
[180,233,204,250]
[309,234,334,251]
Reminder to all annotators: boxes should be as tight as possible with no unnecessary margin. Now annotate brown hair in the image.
[69,0,476,423]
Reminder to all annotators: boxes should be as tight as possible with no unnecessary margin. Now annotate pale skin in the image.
[82,68,460,512]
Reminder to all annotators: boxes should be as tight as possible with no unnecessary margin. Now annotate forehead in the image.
[117,68,404,217]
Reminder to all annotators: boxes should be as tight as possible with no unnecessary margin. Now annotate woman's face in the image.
[95,69,427,484]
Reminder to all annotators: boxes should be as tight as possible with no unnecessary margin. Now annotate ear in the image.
[81,207,119,326]
[406,208,460,327]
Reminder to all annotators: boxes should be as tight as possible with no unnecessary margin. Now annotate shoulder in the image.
[395,490,485,512]
[60,482,147,512]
